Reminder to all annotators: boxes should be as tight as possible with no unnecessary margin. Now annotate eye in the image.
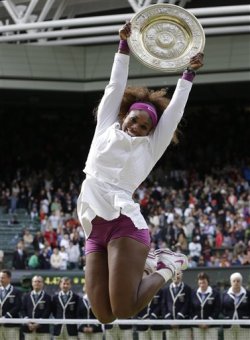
[130,117,136,122]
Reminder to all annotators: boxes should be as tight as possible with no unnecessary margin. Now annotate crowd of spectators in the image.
[138,162,250,269]
[0,159,250,271]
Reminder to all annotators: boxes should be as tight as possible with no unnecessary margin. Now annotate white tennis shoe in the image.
[155,248,188,276]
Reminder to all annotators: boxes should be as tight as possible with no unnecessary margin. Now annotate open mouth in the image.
[126,129,135,137]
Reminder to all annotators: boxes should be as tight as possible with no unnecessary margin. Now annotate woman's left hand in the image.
[189,52,204,70]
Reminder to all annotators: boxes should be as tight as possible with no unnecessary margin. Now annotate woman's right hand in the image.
[119,22,131,40]
[189,52,204,70]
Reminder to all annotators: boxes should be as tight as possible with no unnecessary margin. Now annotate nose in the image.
[130,123,140,135]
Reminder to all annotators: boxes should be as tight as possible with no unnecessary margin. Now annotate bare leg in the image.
[108,237,165,318]
[84,252,116,324]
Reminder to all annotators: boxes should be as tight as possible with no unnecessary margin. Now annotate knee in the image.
[96,314,116,324]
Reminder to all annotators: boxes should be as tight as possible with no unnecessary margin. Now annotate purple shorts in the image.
[85,214,150,254]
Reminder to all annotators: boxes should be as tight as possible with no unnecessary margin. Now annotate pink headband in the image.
[128,102,158,127]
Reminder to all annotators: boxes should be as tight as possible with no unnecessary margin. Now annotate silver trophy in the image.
[128,4,205,72]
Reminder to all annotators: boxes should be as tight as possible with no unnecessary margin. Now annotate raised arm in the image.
[95,23,131,134]
[150,53,204,162]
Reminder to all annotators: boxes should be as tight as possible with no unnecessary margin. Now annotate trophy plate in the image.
[128,4,205,72]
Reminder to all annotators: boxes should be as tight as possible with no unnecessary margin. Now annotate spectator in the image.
[162,271,192,340]
[43,225,57,249]
[12,241,28,270]
[22,275,52,340]
[219,254,231,267]
[188,255,197,268]
[0,269,22,339]
[135,289,164,340]
[32,231,45,252]
[50,197,62,214]
[206,255,219,267]
[50,247,62,270]
[28,250,40,269]
[202,238,213,266]
[188,236,202,264]
[48,210,62,232]
[39,246,52,270]
[52,277,80,340]
[67,241,80,269]
[60,234,70,250]
[9,180,19,213]
[234,249,246,265]
[176,230,188,252]
[65,216,80,232]
[222,272,250,340]
[40,194,50,217]
[215,228,224,248]
[197,255,206,267]
[59,246,69,270]
[30,206,39,221]
[242,247,250,265]
[78,288,103,340]
[191,272,220,340]
[23,229,34,249]
[184,210,196,241]
[231,254,242,266]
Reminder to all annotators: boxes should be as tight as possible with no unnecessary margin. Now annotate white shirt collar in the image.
[172,283,182,288]
[1,284,10,291]
[228,287,246,296]
[197,286,212,294]
[61,290,70,296]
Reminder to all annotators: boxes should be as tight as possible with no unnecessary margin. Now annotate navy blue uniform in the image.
[22,290,52,334]
[222,288,250,328]
[162,282,191,329]
[0,285,22,326]
[52,290,80,336]
[136,289,164,332]
[191,286,221,325]
[78,295,103,334]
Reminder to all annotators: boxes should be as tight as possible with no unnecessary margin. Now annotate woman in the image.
[222,272,250,340]
[191,272,220,340]
[77,22,204,323]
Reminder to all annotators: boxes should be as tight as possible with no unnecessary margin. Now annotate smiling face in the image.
[121,110,153,137]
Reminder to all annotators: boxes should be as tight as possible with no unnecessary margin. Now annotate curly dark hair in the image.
[94,86,181,144]
[118,86,169,120]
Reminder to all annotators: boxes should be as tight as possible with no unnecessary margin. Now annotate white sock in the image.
[155,268,173,282]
